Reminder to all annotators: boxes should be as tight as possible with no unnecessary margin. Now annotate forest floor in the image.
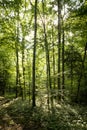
[0,97,23,130]
[0,96,87,130]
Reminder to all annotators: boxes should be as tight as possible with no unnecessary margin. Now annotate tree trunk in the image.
[15,36,19,98]
[61,23,65,100]
[52,26,56,89]
[57,0,61,101]
[15,13,19,98]
[42,0,53,110]
[32,0,37,107]
[22,37,26,100]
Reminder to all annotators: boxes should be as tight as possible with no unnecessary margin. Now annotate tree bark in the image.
[42,0,53,110]
[57,0,61,100]
[32,0,37,107]
[22,35,26,100]
[52,25,56,89]
[61,23,65,100]
[15,4,20,98]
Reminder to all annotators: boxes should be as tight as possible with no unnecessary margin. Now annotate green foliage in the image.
[0,46,15,96]
[4,99,87,130]
[0,1,87,129]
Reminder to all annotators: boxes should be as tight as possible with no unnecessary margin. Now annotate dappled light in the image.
[0,98,87,130]
[0,0,87,129]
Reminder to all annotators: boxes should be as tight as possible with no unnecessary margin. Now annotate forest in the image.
[0,0,87,129]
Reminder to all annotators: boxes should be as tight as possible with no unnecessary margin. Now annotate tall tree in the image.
[57,0,62,100]
[21,26,26,100]
[32,0,37,107]
[52,25,56,89]
[42,0,53,109]
[15,1,20,98]
[61,19,65,98]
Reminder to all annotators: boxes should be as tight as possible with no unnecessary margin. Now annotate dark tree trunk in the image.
[32,0,37,107]
[62,29,64,89]
[22,38,26,100]
[52,26,56,89]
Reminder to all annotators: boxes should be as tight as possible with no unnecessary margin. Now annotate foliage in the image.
[0,0,87,129]
[4,99,87,130]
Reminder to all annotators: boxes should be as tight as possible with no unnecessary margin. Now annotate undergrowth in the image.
[1,98,87,130]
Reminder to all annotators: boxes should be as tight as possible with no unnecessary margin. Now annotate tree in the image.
[57,0,62,100]
[42,0,53,109]
[32,0,38,107]
[15,1,20,98]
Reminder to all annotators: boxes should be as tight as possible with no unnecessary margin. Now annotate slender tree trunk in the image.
[52,26,56,89]
[57,0,61,100]
[32,0,37,107]
[15,35,19,98]
[22,37,26,100]
[20,0,27,100]
[62,30,64,89]
[61,24,65,100]
[27,51,32,105]
[15,8,20,98]
[42,0,53,110]
[26,50,32,104]
[61,1,65,100]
